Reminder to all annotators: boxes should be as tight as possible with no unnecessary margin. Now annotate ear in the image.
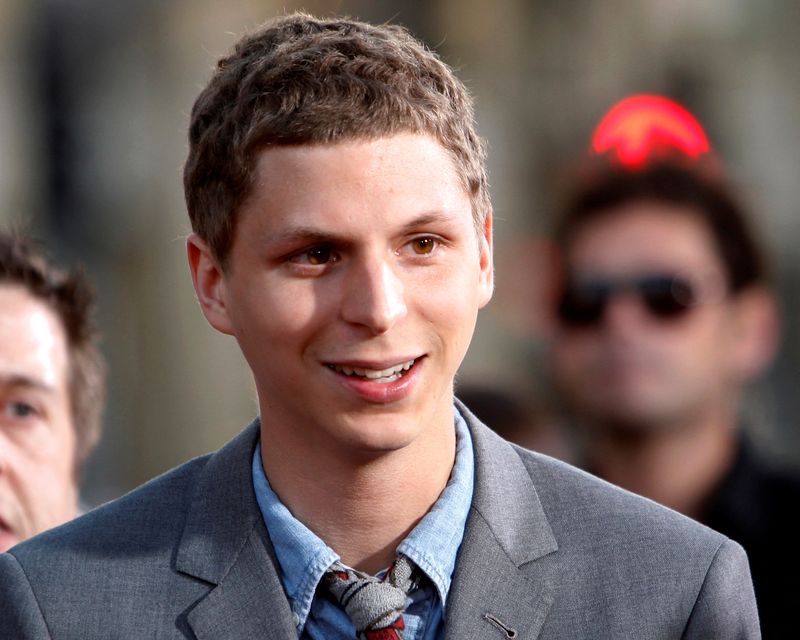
[477,209,494,308]
[727,286,781,382]
[186,233,236,336]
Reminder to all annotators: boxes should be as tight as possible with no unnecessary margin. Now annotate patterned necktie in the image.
[324,554,418,640]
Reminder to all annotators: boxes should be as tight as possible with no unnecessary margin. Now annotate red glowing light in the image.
[591,95,711,168]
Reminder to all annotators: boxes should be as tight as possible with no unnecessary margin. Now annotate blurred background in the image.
[2,0,800,504]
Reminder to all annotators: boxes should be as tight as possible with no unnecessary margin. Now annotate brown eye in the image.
[411,237,436,255]
[307,246,333,265]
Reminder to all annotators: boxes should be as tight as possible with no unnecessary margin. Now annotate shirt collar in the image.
[396,407,474,604]
[252,442,338,632]
[251,406,474,634]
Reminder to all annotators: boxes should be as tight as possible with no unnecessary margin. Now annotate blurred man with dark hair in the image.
[550,156,798,636]
[0,231,104,552]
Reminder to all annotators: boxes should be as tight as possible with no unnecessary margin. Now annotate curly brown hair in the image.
[0,232,105,478]
[184,12,490,268]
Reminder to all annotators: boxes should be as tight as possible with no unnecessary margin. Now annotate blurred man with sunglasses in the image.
[550,159,798,637]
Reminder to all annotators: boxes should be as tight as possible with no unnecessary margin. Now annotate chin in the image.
[587,404,683,435]
[335,414,422,454]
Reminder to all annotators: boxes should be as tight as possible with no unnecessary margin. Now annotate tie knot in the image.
[324,555,418,639]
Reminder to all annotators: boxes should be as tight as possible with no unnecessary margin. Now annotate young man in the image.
[1,14,759,639]
[550,160,796,637]
[0,232,104,552]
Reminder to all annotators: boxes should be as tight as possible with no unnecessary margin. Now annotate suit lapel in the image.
[174,420,297,640]
[171,407,560,639]
[446,402,559,640]
[184,525,297,640]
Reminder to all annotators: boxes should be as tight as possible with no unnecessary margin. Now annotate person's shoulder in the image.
[10,452,212,566]
[511,445,761,636]
[460,400,727,557]
[468,431,759,636]
[513,445,729,560]
[0,452,216,635]
[1,421,264,637]
[731,443,800,545]
[753,451,800,497]
[11,419,261,566]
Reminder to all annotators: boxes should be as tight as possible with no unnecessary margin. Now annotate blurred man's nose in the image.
[602,292,650,334]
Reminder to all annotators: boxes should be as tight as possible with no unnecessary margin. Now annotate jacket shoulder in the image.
[514,447,759,637]
[516,446,727,553]
[0,454,216,640]
[9,453,211,569]
[1,421,266,639]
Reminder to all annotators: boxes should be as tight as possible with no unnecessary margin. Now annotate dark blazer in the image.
[0,405,760,639]
[701,436,800,638]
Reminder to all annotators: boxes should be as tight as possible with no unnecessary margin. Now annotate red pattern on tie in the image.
[365,616,405,640]
[324,554,417,640]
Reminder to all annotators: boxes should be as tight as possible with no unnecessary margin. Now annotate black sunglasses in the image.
[557,273,700,328]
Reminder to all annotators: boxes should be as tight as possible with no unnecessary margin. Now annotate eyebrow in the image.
[267,211,459,247]
[0,374,56,395]
[267,227,347,248]
[398,211,458,233]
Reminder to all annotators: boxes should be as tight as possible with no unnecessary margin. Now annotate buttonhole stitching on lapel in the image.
[483,612,518,639]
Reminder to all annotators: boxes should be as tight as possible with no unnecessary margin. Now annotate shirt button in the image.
[292,612,301,626]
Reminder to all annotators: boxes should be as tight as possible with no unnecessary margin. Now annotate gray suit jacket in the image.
[0,405,760,639]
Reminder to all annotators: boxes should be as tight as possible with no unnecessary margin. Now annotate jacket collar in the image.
[175,419,298,640]
[174,406,561,639]
[446,400,558,640]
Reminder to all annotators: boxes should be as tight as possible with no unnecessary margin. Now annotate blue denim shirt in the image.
[252,407,474,639]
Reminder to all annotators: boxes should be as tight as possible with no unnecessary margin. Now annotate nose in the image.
[602,292,648,334]
[340,254,407,334]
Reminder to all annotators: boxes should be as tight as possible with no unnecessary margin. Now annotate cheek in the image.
[668,314,731,366]
[233,285,337,380]
[552,338,594,376]
[8,427,76,515]
[418,272,477,331]
[34,422,76,480]
[234,280,324,339]
[429,259,483,306]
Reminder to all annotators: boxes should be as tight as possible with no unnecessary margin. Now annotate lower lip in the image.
[329,357,425,404]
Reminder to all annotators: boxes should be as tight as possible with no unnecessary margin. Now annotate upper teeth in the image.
[330,359,416,378]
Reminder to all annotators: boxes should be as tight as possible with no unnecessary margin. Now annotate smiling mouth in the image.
[327,358,418,384]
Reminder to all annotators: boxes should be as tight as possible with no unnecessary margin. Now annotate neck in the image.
[586,407,738,519]
[260,407,456,574]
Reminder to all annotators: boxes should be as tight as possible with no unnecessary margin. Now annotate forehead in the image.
[0,284,69,391]
[236,133,471,235]
[565,202,724,275]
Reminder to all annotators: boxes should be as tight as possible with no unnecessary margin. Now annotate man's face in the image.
[189,133,493,456]
[0,285,78,551]
[550,202,745,432]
